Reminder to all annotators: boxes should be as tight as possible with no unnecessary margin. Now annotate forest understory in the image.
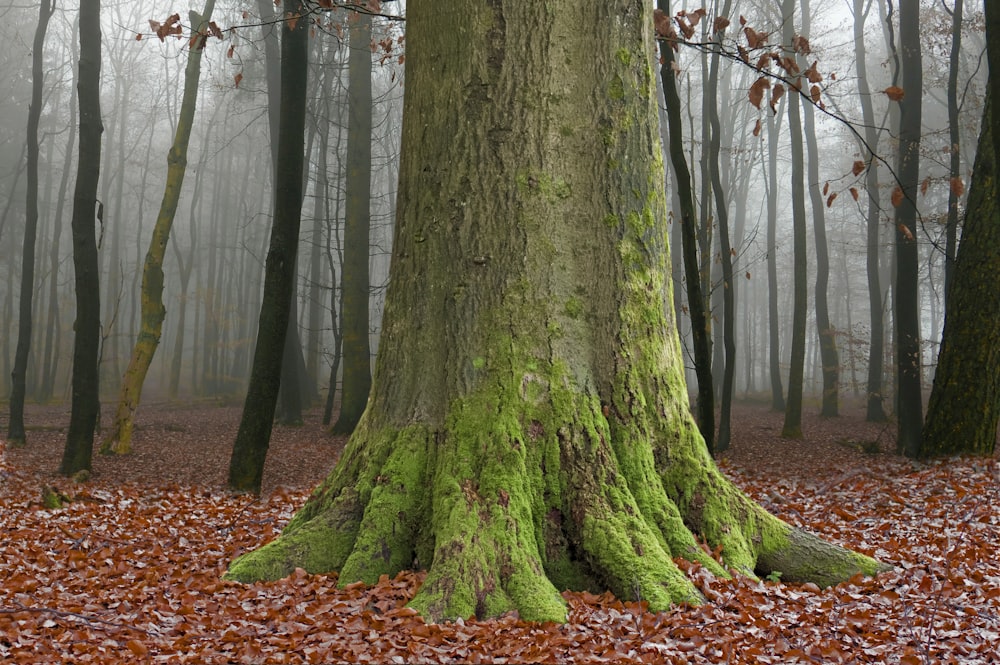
[1,401,998,664]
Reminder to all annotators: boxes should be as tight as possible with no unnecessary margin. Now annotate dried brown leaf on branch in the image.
[884,85,905,101]
[748,76,770,109]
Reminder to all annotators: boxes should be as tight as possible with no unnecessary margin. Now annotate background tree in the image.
[101,4,217,455]
[852,0,888,423]
[61,0,104,477]
[331,10,374,435]
[227,0,309,493]
[8,0,54,446]
[656,1,715,454]
[894,0,924,458]
[705,0,737,452]
[800,0,839,418]
[780,0,809,440]
[225,0,885,623]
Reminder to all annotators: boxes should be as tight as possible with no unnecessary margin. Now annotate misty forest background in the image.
[0,0,989,443]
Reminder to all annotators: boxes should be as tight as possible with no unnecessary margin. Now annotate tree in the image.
[227,0,309,493]
[656,1,715,454]
[61,0,104,477]
[800,0,838,418]
[943,0,963,301]
[101,3,217,455]
[766,94,785,412]
[330,10,374,435]
[8,0,54,446]
[704,0,736,452]
[780,0,809,440]
[893,0,924,458]
[922,89,999,456]
[225,1,886,623]
[852,0,888,423]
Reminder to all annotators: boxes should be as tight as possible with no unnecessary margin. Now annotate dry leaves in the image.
[1,403,999,663]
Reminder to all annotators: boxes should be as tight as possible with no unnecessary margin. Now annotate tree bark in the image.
[226,1,887,622]
[801,0,839,418]
[853,0,888,423]
[101,1,216,455]
[704,0,736,452]
[766,96,785,411]
[922,90,1000,456]
[8,0,54,445]
[61,0,104,477]
[227,0,309,493]
[894,0,924,457]
[781,0,808,439]
[331,11,374,435]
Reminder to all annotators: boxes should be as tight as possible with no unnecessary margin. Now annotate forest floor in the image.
[1,400,998,664]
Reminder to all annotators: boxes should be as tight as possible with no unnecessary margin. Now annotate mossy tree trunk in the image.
[226,0,887,622]
[101,2,215,455]
[922,91,1000,456]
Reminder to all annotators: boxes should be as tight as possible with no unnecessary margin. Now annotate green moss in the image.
[608,75,625,100]
[564,297,584,319]
[559,125,574,137]
[472,356,486,370]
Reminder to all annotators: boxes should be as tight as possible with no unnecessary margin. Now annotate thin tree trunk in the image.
[228,0,309,493]
[101,1,216,454]
[766,96,785,411]
[331,12,373,435]
[704,0,735,452]
[894,0,924,457]
[61,0,104,477]
[8,0,54,445]
[656,0,714,454]
[801,0,839,418]
[781,0,808,439]
[944,0,963,302]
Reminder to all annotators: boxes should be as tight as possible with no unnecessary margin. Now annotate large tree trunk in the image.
[922,90,1000,456]
[225,1,886,623]
[101,2,215,455]
[330,12,373,435]
[61,0,104,477]
[894,0,924,457]
[8,0,54,445]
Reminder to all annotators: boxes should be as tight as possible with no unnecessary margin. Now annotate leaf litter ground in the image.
[1,401,998,664]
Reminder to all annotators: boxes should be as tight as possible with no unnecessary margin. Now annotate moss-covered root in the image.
[577,509,703,610]
[224,487,365,582]
[677,465,889,588]
[755,520,892,587]
[407,503,568,623]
